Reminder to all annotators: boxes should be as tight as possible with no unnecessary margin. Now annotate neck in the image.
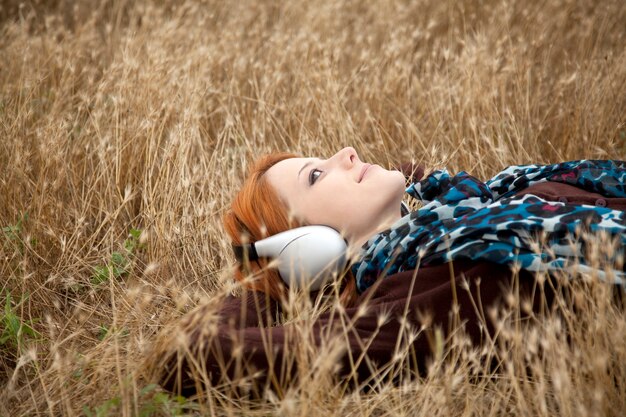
[351,209,403,249]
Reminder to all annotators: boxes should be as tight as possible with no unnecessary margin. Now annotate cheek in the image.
[297,183,355,227]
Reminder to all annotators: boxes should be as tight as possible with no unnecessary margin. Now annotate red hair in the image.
[223,153,357,307]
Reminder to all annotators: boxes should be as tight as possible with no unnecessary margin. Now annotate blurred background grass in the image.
[1,0,625,415]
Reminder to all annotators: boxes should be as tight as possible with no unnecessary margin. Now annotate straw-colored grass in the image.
[1,0,625,415]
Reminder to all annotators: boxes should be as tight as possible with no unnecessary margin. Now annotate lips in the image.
[358,164,372,183]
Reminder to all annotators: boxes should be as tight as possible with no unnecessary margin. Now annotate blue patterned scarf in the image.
[352,160,626,293]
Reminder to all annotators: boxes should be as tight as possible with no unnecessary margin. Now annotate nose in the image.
[329,147,359,169]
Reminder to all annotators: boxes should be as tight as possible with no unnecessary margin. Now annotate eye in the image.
[308,169,323,185]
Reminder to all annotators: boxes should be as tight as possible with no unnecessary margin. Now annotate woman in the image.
[154,148,626,395]
[224,147,625,305]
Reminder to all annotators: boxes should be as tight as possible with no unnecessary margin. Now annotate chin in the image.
[366,167,406,200]
[378,171,406,209]
[385,169,407,193]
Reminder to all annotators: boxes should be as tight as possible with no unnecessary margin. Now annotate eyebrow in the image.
[298,161,313,181]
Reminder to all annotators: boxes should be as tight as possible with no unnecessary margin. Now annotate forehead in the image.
[268,157,310,177]
[265,157,310,192]
[267,157,320,181]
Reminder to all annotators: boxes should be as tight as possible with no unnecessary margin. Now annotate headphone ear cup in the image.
[253,225,348,291]
[277,227,347,290]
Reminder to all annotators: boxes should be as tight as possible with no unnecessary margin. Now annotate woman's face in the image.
[266,147,406,244]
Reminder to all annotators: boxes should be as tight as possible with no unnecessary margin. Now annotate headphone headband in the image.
[232,243,259,262]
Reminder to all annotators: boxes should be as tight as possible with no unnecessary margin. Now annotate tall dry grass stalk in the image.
[1,0,625,415]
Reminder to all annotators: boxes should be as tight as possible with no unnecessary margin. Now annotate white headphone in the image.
[232,202,410,291]
[233,225,348,291]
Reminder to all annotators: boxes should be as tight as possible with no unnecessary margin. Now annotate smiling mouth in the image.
[358,164,372,182]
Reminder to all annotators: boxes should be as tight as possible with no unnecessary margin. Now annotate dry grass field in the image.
[1,0,626,415]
